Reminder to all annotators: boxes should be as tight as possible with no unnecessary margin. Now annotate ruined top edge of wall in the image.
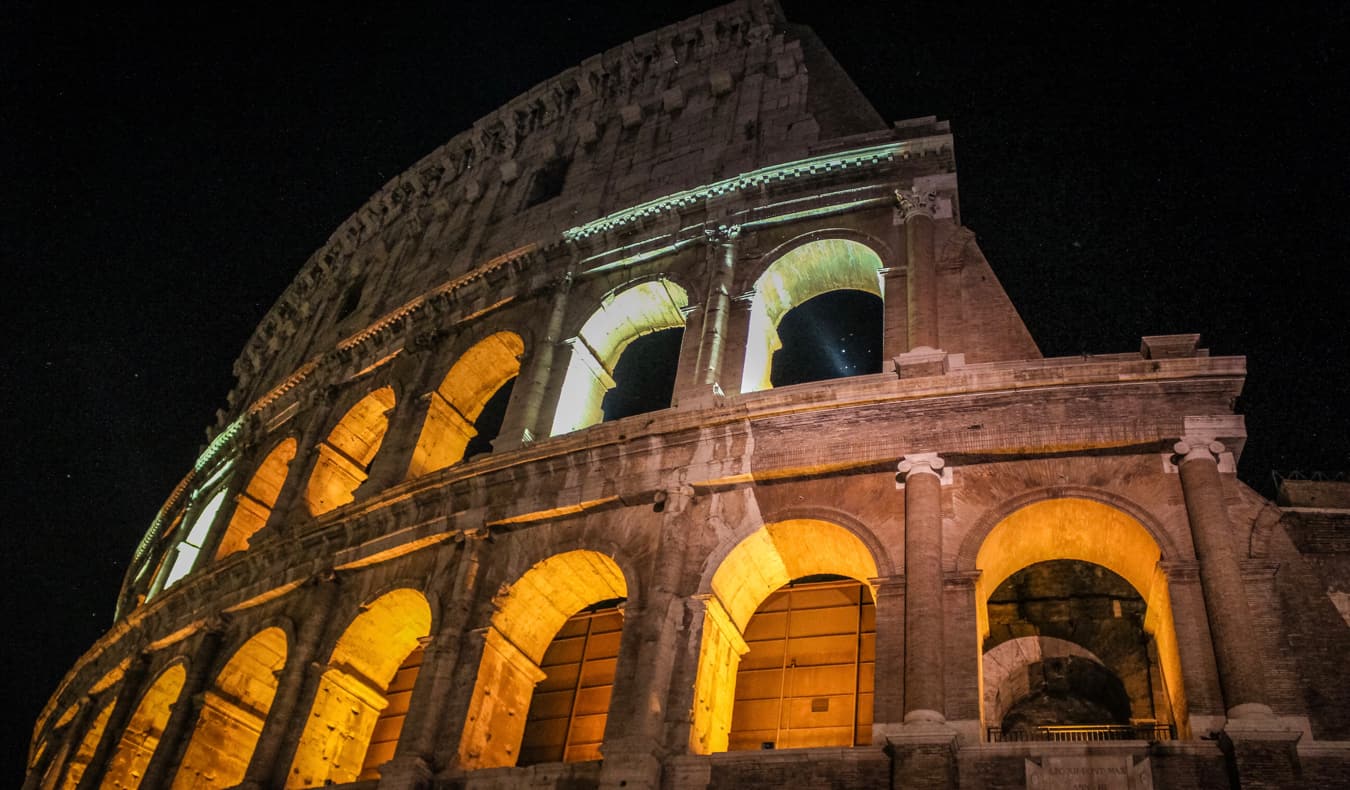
[222,0,889,429]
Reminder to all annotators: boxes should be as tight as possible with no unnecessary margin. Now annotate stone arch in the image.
[102,662,188,789]
[304,385,397,516]
[286,588,431,788]
[690,519,881,754]
[215,438,298,559]
[550,278,690,435]
[54,699,114,790]
[970,497,1189,739]
[740,236,886,393]
[173,627,288,788]
[981,636,1105,733]
[408,330,525,477]
[158,487,231,591]
[457,549,629,769]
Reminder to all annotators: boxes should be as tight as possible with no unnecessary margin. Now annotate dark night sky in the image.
[4,1,1348,780]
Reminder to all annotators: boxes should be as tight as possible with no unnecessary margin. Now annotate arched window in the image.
[102,664,187,789]
[215,439,297,559]
[173,628,287,788]
[407,332,523,478]
[458,551,628,769]
[974,499,1186,740]
[551,279,688,435]
[286,589,430,788]
[728,576,874,750]
[741,239,884,393]
[982,560,1170,741]
[304,386,396,516]
[160,490,228,590]
[691,520,880,754]
[519,600,625,764]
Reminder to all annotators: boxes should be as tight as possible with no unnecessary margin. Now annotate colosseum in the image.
[25,2,1350,789]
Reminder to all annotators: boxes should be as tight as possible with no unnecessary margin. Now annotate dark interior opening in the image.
[464,377,516,458]
[601,327,683,422]
[770,289,882,387]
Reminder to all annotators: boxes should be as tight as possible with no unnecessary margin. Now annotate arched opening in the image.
[519,599,625,764]
[103,664,187,789]
[728,575,875,751]
[550,279,688,435]
[303,386,395,516]
[601,327,684,422]
[215,439,297,559]
[173,627,287,788]
[458,550,628,769]
[741,239,884,394]
[974,499,1186,741]
[692,520,879,754]
[56,700,113,790]
[286,589,431,788]
[161,491,229,590]
[769,291,883,387]
[407,331,524,477]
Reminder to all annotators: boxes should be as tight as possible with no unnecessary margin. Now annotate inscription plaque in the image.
[1025,754,1152,790]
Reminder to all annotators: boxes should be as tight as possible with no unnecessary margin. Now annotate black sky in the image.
[4,1,1348,780]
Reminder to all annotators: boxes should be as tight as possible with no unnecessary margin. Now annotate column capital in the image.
[895,187,939,221]
[1174,437,1227,464]
[702,223,741,245]
[896,452,951,487]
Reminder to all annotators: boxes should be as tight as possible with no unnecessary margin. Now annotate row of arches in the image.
[144,236,890,596]
[55,496,1189,788]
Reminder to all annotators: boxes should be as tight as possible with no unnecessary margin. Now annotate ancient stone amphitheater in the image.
[26,2,1350,789]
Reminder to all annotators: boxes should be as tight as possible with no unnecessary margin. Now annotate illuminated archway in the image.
[286,588,431,788]
[692,520,880,753]
[741,238,884,393]
[550,279,688,435]
[160,491,229,590]
[407,331,523,477]
[304,386,395,516]
[458,550,628,768]
[974,498,1187,738]
[56,700,113,790]
[103,663,187,789]
[172,627,287,789]
[216,439,297,559]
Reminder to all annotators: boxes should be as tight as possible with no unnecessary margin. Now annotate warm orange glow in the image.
[974,498,1187,736]
[285,589,430,788]
[357,644,424,780]
[216,439,297,559]
[458,551,628,769]
[729,579,875,751]
[58,701,113,790]
[407,331,523,477]
[172,628,287,789]
[692,520,879,754]
[519,605,624,764]
[102,663,187,789]
[304,387,396,516]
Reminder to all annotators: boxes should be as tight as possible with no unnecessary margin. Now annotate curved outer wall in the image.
[27,2,1350,789]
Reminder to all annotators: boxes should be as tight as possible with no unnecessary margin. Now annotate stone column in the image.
[692,224,740,394]
[240,573,342,789]
[880,267,909,362]
[896,188,939,351]
[356,345,440,495]
[1173,437,1272,720]
[598,485,696,790]
[137,623,226,789]
[378,531,486,790]
[501,272,573,447]
[898,452,947,725]
[254,409,333,541]
[868,576,906,741]
[75,654,151,790]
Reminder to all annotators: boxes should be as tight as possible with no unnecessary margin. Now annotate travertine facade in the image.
[26,3,1350,789]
